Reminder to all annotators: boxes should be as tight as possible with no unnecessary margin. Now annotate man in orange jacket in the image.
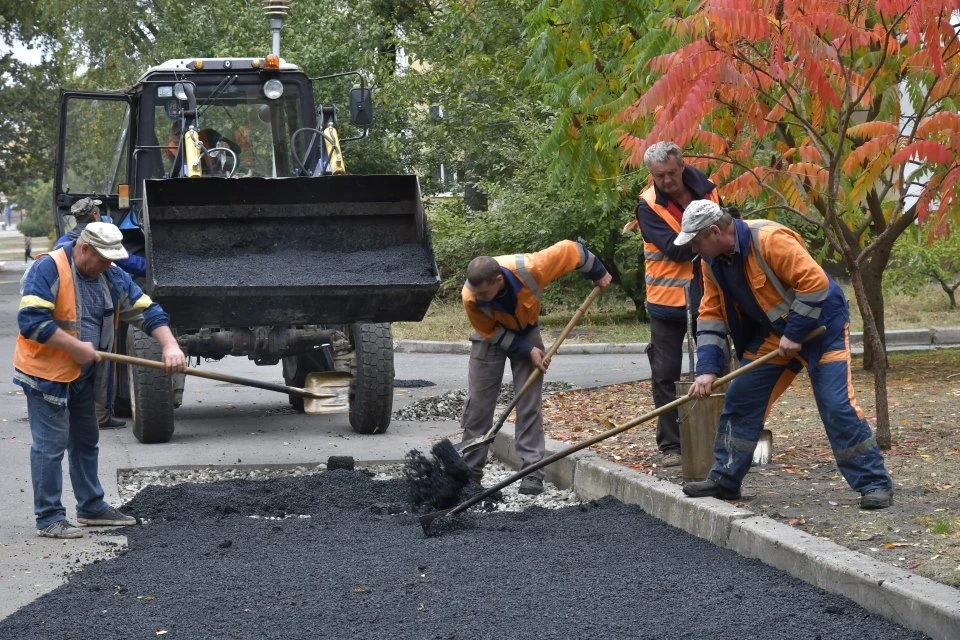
[677,200,893,509]
[460,240,612,495]
[631,142,722,468]
[15,223,188,539]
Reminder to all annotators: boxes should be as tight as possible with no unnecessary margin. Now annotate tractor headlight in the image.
[263,79,284,100]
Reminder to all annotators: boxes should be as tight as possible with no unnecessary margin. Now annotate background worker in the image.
[15,222,187,539]
[676,200,894,510]
[56,197,146,429]
[460,240,613,495]
[629,141,721,468]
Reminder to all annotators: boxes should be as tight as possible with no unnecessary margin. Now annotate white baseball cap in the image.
[674,200,724,246]
[79,222,128,261]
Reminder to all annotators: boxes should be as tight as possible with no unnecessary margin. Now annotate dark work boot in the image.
[860,488,893,510]
[518,476,544,496]
[682,478,741,500]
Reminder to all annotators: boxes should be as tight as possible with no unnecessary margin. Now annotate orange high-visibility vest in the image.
[639,187,719,308]
[14,248,82,382]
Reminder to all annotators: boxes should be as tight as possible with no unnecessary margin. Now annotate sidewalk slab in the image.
[492,429,960,640]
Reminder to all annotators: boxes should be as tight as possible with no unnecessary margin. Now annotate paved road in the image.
[0,275,652,619]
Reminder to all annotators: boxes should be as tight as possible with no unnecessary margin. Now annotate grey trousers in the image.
[459,327,545,480]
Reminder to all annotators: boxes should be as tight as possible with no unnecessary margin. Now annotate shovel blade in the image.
[303,372,351,415]
[454,434,494,454]
[419,507,455,535]
[752,428,773,466]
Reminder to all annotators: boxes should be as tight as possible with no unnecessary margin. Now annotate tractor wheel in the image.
[348,323,394,434]
[128,327,176,443]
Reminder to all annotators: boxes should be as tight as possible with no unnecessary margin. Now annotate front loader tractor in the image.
[52,3,439,443]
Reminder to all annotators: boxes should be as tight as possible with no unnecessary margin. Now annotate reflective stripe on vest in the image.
[13,248,82,382]
[639,187,719,308]
[748,221,794,323]
[513,254,541,299]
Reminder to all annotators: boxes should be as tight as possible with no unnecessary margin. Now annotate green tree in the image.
[15,178,55,238]
[887,228,960,309]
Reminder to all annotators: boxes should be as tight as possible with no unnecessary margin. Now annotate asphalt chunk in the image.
[0,471,928,640]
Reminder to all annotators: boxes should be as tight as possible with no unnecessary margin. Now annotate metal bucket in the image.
[675,381,726,481]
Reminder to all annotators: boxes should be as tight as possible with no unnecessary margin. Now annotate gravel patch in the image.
[393,380,574,421]
[1,469,926,639]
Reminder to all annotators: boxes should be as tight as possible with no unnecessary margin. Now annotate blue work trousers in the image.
[27,373,110,529]
[708,335,892,495]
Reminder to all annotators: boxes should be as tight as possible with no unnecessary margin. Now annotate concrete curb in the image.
[396,328,960,355]
[491,430,960,640]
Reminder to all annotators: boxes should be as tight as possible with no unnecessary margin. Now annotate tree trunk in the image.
[848,265,892,449]
[857,253,888,372]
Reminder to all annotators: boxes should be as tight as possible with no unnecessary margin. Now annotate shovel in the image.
[97,351,350,414]
[456,286,603,455]
[420,326,825,534]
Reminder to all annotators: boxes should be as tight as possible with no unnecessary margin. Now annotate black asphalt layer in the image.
[0,471,927,640]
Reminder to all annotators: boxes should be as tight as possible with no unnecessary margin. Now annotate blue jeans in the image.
[708,332,892,495]
[27,373,110,528]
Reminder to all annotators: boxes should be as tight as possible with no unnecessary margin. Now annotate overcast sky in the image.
[1,40,43,65]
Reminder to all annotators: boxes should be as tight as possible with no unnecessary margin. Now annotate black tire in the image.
[128,327,176,443]
[348,323,394,434]
[282,348,332,413]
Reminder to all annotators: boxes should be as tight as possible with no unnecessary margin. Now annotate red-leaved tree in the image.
[618,0,960,448]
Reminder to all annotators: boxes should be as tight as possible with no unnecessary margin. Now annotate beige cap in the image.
[674,200,724,246]
[79,222,128,261]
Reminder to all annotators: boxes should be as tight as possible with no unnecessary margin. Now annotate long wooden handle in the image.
[482,286,603,439]
[447,326,826,518]
[97,351,333,400]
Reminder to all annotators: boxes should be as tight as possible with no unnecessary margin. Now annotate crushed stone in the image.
[393,380,574,421]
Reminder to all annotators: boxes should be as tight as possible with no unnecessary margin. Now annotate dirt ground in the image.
[540,348,960,589]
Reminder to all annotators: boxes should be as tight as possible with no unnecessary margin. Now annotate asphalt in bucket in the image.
[0,470,928,639]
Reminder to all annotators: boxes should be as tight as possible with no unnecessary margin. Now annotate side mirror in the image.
[349,87,373,128]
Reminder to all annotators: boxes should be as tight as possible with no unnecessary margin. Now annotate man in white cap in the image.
[14,222,187,539]
[675,200,893,509]
[56,199,147,429]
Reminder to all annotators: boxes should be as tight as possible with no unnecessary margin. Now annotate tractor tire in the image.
[282,347,333,413]
[348,323,394,434]
[128,327,176,443]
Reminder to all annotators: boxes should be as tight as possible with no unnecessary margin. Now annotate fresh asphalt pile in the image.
[0,470,928,639]
[154,245,436,287]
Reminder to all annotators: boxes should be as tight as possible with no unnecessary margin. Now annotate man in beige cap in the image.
[14,222,187,538]
[676,200,893,509]
[56,200,147,429]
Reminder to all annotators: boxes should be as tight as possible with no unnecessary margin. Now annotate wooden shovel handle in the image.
[97,351,330,399]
